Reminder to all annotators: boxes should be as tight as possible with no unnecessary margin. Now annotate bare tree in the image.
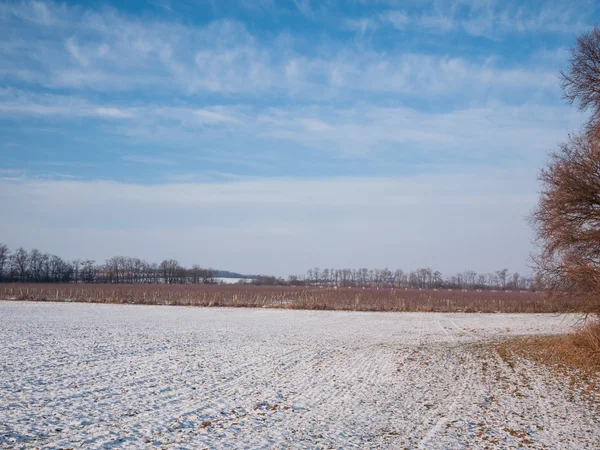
[0,244,9,281]
[104,256,122,283]
[71,259,82,284]
[530,25,600,314]
[148,262,159,284]
[433,271,443,288]
[28,249,45,282]
[200,268,215,284]
[81,260,97,283]
[561,26,600,130]
[531,130,600,312]
[495,269,508,290]
[159,259,181,284]
[10,247,29,282]
[463,270,477,289]
[0,241,536,292]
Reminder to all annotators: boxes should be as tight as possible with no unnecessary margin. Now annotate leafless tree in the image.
[463,270,477,289]
[159,259,181,284]
[28,249,45,282]
[81,260,97,283]
[495,269,508,290]
[530,27,600,313]
[0,244,10,281]
[561,26,600,130]
[148,262,159,283]
[10,247,29,282]
[0,242,536,291]
[200,268,215,284]
[104,256,123,283]
[189,264,201,284]
[71,259,82,284]
[531,130,600,313]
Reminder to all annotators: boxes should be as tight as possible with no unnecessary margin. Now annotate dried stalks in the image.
[0,283,581,313]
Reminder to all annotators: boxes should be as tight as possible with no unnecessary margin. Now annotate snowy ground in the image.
[215,277,251,284]
[0,302,598,449]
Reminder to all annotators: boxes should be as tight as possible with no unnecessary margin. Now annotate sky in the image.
[0,0,598,276]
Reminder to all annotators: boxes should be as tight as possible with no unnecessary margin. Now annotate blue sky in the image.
[0,0,598,275]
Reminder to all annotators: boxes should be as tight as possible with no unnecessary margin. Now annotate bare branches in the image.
[0,243,217,285]
[0,242,533,291]
[532,26,600,314]
[560,26,600,130]
[533,44,600,313]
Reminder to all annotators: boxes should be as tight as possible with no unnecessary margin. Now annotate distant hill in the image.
[214,270,257,279]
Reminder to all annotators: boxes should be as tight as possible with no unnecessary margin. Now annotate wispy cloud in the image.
[122,155,174,165]
[292,0,314,18]
[0,0,65,26]
[0,88,584,162]
[193,109,240,124]
[0,90,134,119]
[0,1,567,100]
[95,107,134,118]
[65,36,89,67]
[350,1,592,38]
[0,0,595,274]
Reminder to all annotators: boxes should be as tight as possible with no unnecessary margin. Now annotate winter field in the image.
[1,302,598,449]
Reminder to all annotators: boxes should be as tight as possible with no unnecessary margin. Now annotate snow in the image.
[0,301,598,449]
[215,277,251,284]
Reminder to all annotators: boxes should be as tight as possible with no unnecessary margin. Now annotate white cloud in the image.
[0,0,64,26]
[0,169,539,275]
[193,109,239,124]
[0,102,65,116]
[253,103,584,159]
[342,17,372,34]
[418,14,455,32]
[362,2,591,38]
[0,0,590,277]
[0,1,565,99]
[94,107,134,118]
[533,46,570,63]
[382,11,409,30]
[293,0,314,18]
[65,36,89,67]
[122,155,174,165]
[0,89,585,161]
[0,90,135,119]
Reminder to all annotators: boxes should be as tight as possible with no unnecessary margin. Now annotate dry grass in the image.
[0,283,580,313]
[498,320,600,376]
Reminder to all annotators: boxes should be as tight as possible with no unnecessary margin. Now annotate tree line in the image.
[0,244,215,284]
[0,243,535,290]
[285,267,535,291]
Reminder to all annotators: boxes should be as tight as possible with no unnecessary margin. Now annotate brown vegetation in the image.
[497,320,600,377]
[531,25,600,315]
[531,130,600,314]
[0,283,581,313]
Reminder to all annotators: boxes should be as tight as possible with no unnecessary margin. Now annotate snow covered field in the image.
[215,277,252,284]
[1,302,598,449]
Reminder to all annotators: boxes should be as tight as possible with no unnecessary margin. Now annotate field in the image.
[1,301,598,449]
[0,283,578,313]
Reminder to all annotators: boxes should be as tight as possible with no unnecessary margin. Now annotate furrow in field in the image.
[1,303,595,450]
